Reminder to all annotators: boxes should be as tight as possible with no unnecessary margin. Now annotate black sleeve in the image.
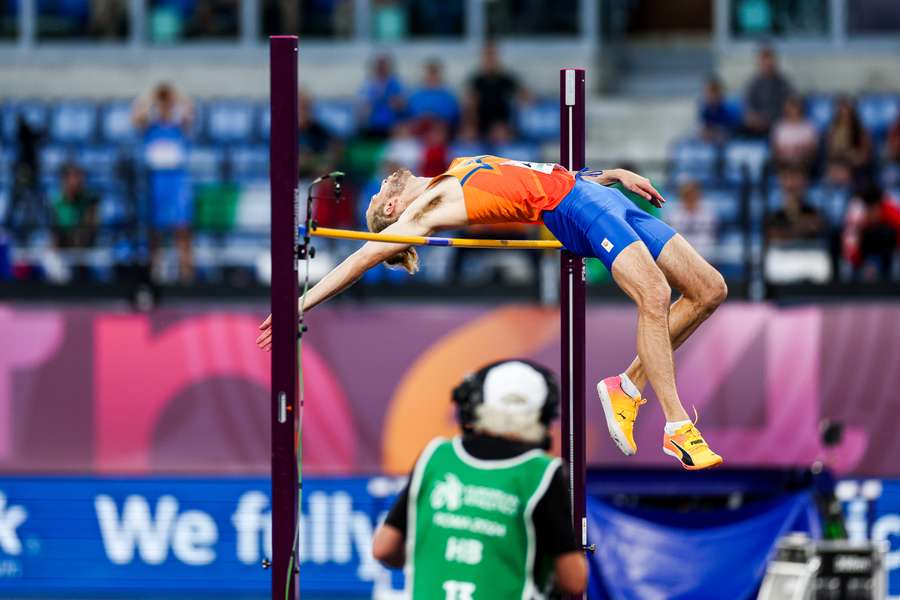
[383,477,411,536]
[532,463,580,557]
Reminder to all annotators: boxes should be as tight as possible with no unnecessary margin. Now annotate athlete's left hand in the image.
[615,170,666,208]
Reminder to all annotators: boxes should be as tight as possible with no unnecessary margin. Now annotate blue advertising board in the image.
[0,476,406,597]
[838,479,900,599]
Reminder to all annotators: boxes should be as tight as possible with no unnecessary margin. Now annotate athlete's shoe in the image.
[662,421,723,470]
[597,376,646,456]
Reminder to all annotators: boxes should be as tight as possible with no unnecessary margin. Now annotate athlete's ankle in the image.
[619,373,641,399]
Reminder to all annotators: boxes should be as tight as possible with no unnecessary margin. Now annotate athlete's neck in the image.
[402,176,431,203]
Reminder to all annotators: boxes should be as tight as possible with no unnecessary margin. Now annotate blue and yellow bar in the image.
[298,225,563,250]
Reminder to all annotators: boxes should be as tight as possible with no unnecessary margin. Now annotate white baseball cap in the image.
[481,361,549,414]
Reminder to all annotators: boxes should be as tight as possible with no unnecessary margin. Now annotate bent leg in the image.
[611,241,689,422]
[624,234,728,392]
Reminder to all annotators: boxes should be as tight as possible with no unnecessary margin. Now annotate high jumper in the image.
[257,154,726,471]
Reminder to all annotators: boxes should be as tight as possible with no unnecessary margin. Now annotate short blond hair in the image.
[366,169,419,274]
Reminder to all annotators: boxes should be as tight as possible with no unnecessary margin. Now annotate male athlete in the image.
[257,155,727,470]
[373,359,587,598]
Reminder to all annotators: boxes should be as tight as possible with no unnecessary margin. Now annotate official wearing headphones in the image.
[372,359,588,599]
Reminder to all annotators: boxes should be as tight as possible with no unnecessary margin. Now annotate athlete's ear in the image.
[383,198,395,216]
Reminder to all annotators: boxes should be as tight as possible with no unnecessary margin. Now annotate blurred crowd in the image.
[678,46,900,283]
[4,42,900,289]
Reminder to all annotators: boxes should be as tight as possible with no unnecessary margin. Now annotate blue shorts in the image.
[542,177,676,270]
[150,170,192,230]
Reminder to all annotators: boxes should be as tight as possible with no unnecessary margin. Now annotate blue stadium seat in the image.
[312,99,356,138]
[882,163,900,189]
[492,142,537,162]
[99,100,136,144]
[806,94,834,131]
[39,145,70,182]
[448,140,487,158]
[516,101,559,142]
[722,140,769,184]
[97,191,127,227]
[187,146,224,183]
[228,145,268,180]
[669,139,718,185]
[857,94,899,138]
[207,100,257,144]
[49,101,97,144]
[80,146,119,185]
[702,186,742,226]
[808,184,851,227]
[257,102,270,141]
[2,100,48,142]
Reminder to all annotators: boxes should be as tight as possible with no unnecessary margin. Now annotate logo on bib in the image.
[431,474,464,511]
[430,474,520,514]
[601,238,614,252]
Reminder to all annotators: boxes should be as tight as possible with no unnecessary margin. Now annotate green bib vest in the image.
[406,437,561,600]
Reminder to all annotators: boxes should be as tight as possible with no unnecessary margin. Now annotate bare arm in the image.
[582,167,666,207]
[256,180,465,350]
[372,523,405,568]
[554,551,588,595]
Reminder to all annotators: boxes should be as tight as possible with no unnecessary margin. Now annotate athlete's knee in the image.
[699,270,728,312]
[634,270,671,317]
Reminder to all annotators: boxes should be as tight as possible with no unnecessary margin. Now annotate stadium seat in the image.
[516,101,559,142]
[702,186,743,226]
[2,100,48,142]
[187,146,225,184]
[207,100,257,144]
[49,101,97,144]
[882,163,900,189]
[492,142,538,162]
[99,100,136,144]
[669,139,718,185]
[257,102,270,141]
[808,184,851,227]
[80,146,119,185]
[39,145,70,181]
[722,140,769,184]
[806,94,834,131]
[857,94,899,139]
[227,145,268,180]
[312,99,356,138]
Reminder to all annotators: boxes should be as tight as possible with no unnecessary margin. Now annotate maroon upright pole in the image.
[559,67,587,598]
[269,35,300,600]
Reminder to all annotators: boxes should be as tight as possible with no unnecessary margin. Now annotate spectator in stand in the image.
[298,91,340,180]
[888,113,900,165]
[5,116,44,242]
[382,122,423,172]
[449,116,486,157]
[743,46,793,138]
[420,121,450,177]
[766,166,825,242]
[358,54,406,139]
[842,183,900,280]
[133,82,195,283]
[407,59,460,130]
[50,164,99,250]
[698,77,739,142]
[466,41,526,136]
[825,97,873,181]
[665,179,718,259]
[772,96,819,170]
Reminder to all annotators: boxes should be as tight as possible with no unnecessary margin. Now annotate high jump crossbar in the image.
[298,225,564,249]
[270,36,589,598]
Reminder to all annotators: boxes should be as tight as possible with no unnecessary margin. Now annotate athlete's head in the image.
[452,360,559,448]
[365,167,420,274]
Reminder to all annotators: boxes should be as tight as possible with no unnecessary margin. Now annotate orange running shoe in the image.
[597,376,646,456]
[663,421,723,470]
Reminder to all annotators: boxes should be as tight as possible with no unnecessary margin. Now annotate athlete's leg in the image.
[610,241,689,423]
[623,234,728,392]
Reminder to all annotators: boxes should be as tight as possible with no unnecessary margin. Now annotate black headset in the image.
[451,359,560,434]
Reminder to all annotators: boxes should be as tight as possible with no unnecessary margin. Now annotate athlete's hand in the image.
[256,314,273,352]
[615,169,666,208]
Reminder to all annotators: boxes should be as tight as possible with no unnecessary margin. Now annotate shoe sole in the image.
[663,447,724,470]
[597,380,636,456]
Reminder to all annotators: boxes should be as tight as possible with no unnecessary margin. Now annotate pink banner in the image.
[1,302,897,476]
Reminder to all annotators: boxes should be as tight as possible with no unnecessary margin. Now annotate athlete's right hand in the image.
[256,315,273,352]
[614,169,666,208]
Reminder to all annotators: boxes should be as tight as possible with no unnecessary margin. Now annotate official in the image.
[372,359,588,598]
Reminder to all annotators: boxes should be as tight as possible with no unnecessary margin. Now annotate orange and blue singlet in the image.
[431,155,676,269]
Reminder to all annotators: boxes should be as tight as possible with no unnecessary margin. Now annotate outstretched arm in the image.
[255,182,463,351]
[583,168,666,207]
